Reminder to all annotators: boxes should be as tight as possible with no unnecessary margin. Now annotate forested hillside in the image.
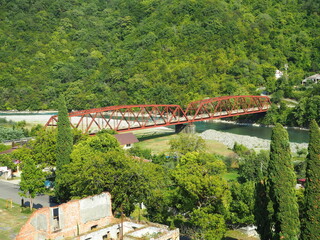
[0,0,319,111]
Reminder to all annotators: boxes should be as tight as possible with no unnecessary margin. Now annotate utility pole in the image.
[119,205,124,240]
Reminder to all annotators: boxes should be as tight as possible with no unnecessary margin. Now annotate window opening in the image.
[91,225,98,230]
[53,207,60,231]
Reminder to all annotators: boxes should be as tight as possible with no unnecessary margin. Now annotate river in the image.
[0,113,309,143]
[193,121,309,143]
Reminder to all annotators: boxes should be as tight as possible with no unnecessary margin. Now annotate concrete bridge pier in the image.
[175,123,196,134]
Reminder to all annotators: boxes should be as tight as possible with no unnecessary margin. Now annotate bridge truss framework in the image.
[45,95,271,133]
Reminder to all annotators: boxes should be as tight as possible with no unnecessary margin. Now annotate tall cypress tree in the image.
[55,95,73,202]
[268,123,300,239]
[255,180,272,240]
[301,120,320,240]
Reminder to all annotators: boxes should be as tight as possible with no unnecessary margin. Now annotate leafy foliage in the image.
[19,157,46,210]
[238,150,269,183]
[301,120,320,240]
[169,152,230,238]
[0,154,15,170]
[0,0,319,113]
[267,123,300,239]
[228,181,255,226]
[30,129,57,167]
[0,143,10,152]
[55,95,73,202]
[254,180,273,240]
[57,132,169,216]
[0,126,25,142]
[170,133,206,157]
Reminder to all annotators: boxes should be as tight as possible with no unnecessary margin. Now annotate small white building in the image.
[302,74,320,85]
[114,133,139,149]
[0,166,12,180]
[275,69,284,79]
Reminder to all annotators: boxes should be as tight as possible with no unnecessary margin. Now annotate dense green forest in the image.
[0,0,320,124]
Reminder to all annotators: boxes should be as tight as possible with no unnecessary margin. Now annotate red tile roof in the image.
[0,147,19,155]
[114,133,139,145]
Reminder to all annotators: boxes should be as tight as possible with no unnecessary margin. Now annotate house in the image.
[16,192,179,240]
[0,166,12,180]
[114,133,139,149]
[275,69,283,79]
[301,74,320,85]
[0,147,21,178]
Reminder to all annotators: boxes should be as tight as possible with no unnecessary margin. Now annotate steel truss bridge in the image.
[45,95,271,133]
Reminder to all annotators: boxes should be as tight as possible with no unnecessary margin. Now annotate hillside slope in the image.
[0,0,319,110]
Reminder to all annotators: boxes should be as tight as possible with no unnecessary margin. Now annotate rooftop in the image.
[114,133,139,145]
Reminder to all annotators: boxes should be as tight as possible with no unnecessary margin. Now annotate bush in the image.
[0,126,25,142]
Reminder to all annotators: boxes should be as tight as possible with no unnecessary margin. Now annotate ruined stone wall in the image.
[155,229,180,240]
[16,192,113,240]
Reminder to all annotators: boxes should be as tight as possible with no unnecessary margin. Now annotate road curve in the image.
[0,180,57,209]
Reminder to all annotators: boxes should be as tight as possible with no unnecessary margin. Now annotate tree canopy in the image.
[0,0,319,116]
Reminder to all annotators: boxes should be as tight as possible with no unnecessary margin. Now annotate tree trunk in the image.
[30,198,33,211]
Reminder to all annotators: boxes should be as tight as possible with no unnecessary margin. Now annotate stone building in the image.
[16,192,179,240]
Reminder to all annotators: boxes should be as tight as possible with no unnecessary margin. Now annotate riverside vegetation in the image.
[4,108,319,239]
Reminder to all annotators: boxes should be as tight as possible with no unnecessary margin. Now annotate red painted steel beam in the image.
[45,96,271,133]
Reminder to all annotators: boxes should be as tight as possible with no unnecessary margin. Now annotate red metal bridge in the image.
[45,95,271,133]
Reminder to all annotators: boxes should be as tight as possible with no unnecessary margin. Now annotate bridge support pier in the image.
[175,123,196,134]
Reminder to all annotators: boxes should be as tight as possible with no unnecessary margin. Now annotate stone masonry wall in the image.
[16,192,113,240]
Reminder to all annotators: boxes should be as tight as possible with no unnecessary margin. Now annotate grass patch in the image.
[223,171,239,181]
[205,140,234,157]
[224,230,259,240]
[135,134,174,155]
[0,198,32,240]
[130,204,148,222]
[135,133,234,157]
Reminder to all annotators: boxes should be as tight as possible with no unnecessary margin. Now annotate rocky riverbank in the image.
[200,129,308,153]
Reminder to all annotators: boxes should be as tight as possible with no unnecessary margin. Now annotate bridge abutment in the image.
[175,123,196,134]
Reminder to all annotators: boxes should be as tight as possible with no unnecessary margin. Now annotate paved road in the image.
[0,181,57,209]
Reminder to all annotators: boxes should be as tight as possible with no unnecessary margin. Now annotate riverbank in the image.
[209,119,309,131]
[200,129,308,153]
[0,111,57,114]
[0,114,54,125]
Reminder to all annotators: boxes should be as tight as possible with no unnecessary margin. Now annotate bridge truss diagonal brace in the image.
[45,96,271,133]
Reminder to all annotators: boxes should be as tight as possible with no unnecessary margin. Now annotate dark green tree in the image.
[170,152,230,239]
[55,95,73,202]
[238,150,269,183]
[301,120,320,240]
[229,181,255,226]
[58,132,168,216]
[254,180,272,240]
[268,123,300,239]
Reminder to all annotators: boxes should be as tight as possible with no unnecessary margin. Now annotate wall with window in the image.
[16,192,113,240]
